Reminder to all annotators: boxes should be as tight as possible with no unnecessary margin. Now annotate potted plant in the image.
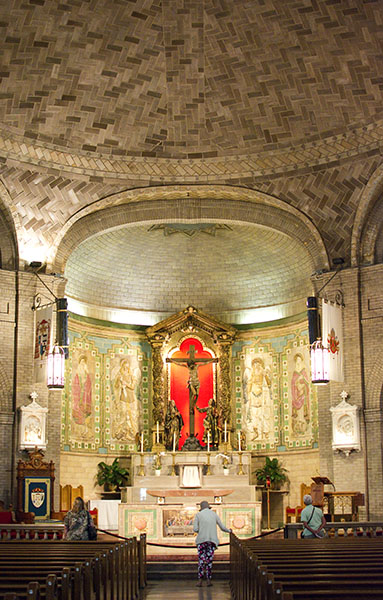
[154,453,162,476]
[96,458,129,492]
[255,456,288,489]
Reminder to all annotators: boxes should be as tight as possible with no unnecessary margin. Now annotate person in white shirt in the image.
[193,501,231,586]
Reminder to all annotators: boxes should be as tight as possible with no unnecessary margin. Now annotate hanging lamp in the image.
[310,338,329,385]
[47,343,65,389]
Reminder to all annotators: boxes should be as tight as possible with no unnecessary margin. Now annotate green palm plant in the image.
[255,456,288,488]
[96,458,129,491]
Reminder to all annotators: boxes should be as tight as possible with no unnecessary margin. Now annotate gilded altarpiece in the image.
[234,327,318,451]
[62,325,150,453]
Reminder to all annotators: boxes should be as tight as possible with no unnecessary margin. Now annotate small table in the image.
[89,499,121,531]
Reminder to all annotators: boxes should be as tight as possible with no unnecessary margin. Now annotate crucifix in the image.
[166,345,218,437]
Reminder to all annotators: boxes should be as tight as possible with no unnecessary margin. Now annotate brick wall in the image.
[1,263,383,519]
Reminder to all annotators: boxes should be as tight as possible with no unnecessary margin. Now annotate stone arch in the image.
[0,181,19,270]
[50,184,329,274]
[351,164,383,267]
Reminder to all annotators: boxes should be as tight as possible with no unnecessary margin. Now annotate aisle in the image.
[139,579,232,599]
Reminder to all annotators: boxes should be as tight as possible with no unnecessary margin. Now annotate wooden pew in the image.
[0,537,146,600]
[230,535,383,600]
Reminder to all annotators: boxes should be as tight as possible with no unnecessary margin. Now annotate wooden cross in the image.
[166,345,218,436]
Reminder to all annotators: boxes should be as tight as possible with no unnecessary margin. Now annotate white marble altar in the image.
[118,451,261,554]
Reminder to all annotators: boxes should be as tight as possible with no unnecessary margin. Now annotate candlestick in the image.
[238,431,241,452]
[156,421,159,444]
[173,432,176,453]
[237,450,244,475]
[224,420,227,443]
[207,431,210,453]
[206,452,211,475]
[141,432,144,454]
[138,452,145,476]
[171,451,176,476]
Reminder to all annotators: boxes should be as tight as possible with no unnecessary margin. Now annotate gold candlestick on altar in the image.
[171,452,176,476]
[237,450,244,475]
[206,453,211,475]
[138,452,145,476]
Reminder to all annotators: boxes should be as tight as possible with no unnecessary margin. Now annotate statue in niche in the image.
[291,353,310,435]
[72,353,93,439]
[196,397,219,449]
[164,399,184,451]
[243,356,273,441]
[111,357,141,442]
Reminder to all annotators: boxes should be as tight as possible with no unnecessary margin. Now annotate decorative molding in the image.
[0,120,382,182]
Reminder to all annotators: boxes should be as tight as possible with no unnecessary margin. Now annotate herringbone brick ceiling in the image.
[0,0,382,323]
[1,0,381,158]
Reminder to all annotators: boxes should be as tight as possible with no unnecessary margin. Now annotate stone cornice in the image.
[0,120,382,181]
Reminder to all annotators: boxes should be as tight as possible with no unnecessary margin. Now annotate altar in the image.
[118,451,261,555]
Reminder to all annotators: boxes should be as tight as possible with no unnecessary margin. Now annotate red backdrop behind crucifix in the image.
[168,338,215,449]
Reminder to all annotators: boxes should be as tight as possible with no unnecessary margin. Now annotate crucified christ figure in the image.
[166,345,218,437]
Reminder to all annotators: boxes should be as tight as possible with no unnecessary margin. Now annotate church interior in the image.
[0,0,383,547]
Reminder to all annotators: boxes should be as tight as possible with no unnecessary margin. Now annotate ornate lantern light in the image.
[47,343,65,389]
[310,339,329,385]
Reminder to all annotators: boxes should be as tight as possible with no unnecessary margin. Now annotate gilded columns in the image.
[149,335,166,424]
[217,335,234,426]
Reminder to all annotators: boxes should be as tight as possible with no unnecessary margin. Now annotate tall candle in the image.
[207,431,210,453]
[238,431,241,452]
[224,420,227,443]
[173,432,176,452]
[156,421,159,444]
[141,432,144,453]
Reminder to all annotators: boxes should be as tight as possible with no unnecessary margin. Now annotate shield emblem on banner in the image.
[31,487,45,508]
[35,319,51,359]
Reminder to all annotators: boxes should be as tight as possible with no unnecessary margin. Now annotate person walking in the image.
[193,500,231,587]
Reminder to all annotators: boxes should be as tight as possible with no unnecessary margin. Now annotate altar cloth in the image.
[89,499,121,530]
[147,489,233,498]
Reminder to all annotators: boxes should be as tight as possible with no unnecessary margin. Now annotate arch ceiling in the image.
[0,0,382,325]
[65,221,315,324]
[60,191,327,325]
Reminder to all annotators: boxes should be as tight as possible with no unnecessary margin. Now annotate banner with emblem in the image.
[33,306,53,383]
[322,299,344,382]
[24,477,51,519]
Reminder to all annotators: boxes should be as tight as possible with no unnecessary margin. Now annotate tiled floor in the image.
[139,579,232,599]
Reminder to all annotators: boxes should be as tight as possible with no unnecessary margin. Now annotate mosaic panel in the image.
[62,335,101,452]
[62,329,149,454]
[281,335,318,450]
[234,341,279,452]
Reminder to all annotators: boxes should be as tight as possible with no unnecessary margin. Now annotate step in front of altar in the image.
[147,556,230,580]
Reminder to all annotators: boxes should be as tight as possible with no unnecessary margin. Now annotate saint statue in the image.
[196,397,219,449]
[164,399,184,451]
[166,345,218,438]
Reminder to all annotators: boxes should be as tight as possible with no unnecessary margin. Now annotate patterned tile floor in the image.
[139,579,232,599]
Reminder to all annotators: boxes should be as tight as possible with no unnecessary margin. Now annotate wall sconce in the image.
[310,339,329,385]
[47,343,65,389]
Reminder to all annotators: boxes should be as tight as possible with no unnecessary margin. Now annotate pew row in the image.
[0,536,146,600]
[230,534,383,600]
